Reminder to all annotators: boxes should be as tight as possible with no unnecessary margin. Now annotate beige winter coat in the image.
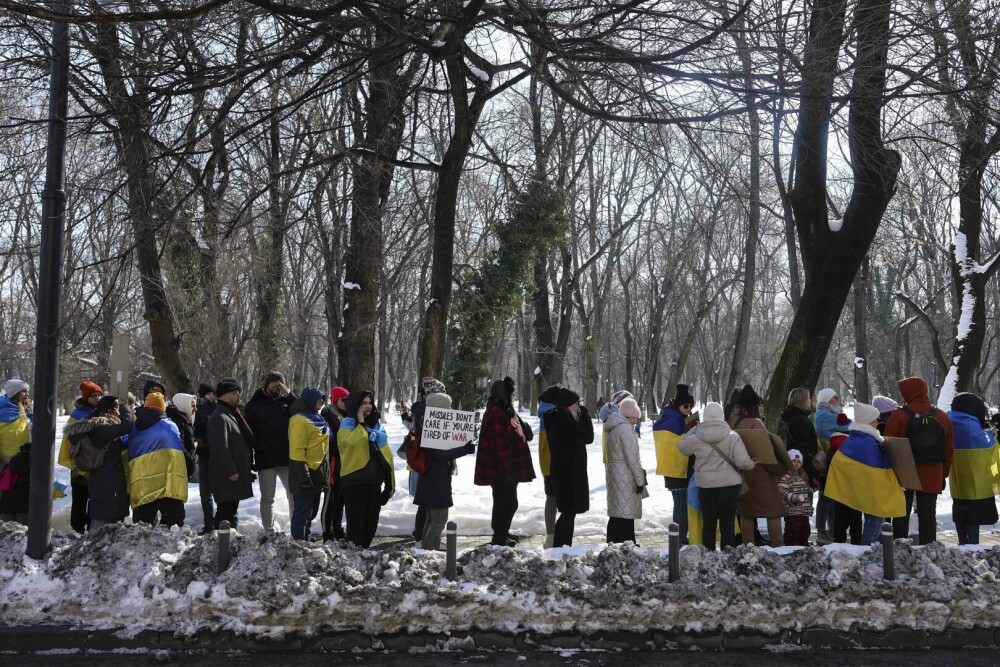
[678,421,755,488]
[604,412,646,519]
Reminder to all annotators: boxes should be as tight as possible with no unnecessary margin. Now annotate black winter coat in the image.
[68,410,134,521]
[166,404,197,480]
[414,443,473,509]
[193,398,215,455]
[779,404,820,487]
[208,402,254,503]
[243,389,296,469]
[0,444,30,515]
[321,405,343,483]
[545,406,595,514]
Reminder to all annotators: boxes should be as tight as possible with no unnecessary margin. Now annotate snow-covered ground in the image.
[48,406,978,537]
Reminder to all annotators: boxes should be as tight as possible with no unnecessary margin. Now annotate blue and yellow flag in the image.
[537,400,555,475]
[653,406,687,478]
[948,411,1000,500]
[825,429,905,518]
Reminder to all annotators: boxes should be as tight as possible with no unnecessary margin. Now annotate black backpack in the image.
[903,406,947,464]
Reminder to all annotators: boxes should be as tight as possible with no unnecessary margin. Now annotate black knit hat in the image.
[216,377,242,397]
[673,384,695,406]
[952,392,987,424]
[197,383,215,398]
[736,384,764,409]
[556,388,581,408]
[539,385,561,404]
[143,379,166,398]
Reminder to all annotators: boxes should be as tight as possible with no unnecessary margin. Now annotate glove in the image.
[635,485,645,494]
[380,487,394,506]
[250,472,258,483]
[836,413,851,429]
[464,441,476,455]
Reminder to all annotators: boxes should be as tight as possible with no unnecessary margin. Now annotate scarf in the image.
[818,401,843,415]
[218,401,257,450]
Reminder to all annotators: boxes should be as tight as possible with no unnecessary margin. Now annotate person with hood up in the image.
[545,387,595,547]
[1,379,33,466]
[475,377,535,546]
[320,386,349,540]
[886,377,954,544]
[64,396,134,530]
[728,383,786,547]
[415,392,476,550]
[537,383,562,547]
[208,378,255,530]
[288,387,332,541]
[244,372,297,532]
[127,393,189,527]
[947,392,999,545]
[57,380,102,532]
[654,384,696,544]
[679,401,755,550]
[338,390,393,547]
[824,402,905,544]
[193,384,218,533]
[604,397,647,544]
[167,393,198,482]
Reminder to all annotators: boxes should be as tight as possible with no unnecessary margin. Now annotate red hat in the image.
[330,386,349,403]
[80,381,104,401]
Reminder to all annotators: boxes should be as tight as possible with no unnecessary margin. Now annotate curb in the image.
[2,625,1000,653]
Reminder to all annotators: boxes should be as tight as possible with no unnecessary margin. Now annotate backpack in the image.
[405,431,429,474]
[70,431,110,472]
[903,406,947,464]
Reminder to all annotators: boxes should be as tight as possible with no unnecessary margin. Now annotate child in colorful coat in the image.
[777,449,814,546]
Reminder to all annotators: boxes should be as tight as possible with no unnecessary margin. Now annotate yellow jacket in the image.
[289,413,330,470]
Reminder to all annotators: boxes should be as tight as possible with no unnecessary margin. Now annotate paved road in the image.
[14,649,1000,665]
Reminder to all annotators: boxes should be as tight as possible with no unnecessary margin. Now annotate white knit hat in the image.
[4,379,28,399]
[853,402,880,426]
[618,397,641,419]
[817,388,837,404]
[787,449,803,461]
[703,401,725,423]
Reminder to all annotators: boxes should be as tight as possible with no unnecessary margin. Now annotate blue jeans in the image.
[291,493,318,540]
[671,488,688,542]
[862,514,883,545]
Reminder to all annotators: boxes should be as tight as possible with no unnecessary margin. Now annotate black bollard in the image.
[668,521,680,583]
[881,521,895,580]
[446,521,457,581]
[217,520,231,575]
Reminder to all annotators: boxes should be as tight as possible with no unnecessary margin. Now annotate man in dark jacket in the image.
[544,387,595,547]
[320,386,349,540]
[208,378,255,530]
[474,377,534,546]
[243,372,296,532]
[194,384,217,533]
[887,377,954,544]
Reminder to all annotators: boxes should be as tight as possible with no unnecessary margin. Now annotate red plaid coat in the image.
[474,400,536,486]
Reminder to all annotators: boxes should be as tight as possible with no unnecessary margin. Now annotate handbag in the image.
[707,439,750,495]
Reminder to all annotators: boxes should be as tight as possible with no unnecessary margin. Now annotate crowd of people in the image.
[0,370,998,552]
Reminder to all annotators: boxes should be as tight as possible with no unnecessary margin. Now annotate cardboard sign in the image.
[108,333,130,400]
[882,436,922,490]
[421,407,477,450]
[736,430,795,475]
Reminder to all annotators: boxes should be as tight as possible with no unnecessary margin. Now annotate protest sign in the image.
[882,437,922,490]
[421,407,477,450]
[108,333,130,400]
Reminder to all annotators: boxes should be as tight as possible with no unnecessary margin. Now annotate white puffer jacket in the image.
[678,421,755,488]
[604,411,646,519]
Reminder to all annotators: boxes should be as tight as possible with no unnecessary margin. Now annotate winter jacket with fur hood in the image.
[604,411,646,519]
[678,421,755,488]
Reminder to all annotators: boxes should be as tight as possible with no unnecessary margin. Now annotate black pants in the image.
[413,505,428,541]
[833,501,862,544]
[892,490,937,544]
[607,517,636,544]
[554,512,576,547]
[70,475,90,534]
[215,500,240,529]
[490,483,518,545]
[133,498,185,528]
[321,484,346,538]
[344,484,382,548]
[699,484,740,551]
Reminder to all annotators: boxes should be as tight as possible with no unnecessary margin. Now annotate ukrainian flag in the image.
[127,417,189,507]
[825,429,904,517]
[537,400,555,475]
[948,411,1000,500]
[653,407,687,478]
[0,396,30,459]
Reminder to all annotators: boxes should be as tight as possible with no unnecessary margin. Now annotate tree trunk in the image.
[763,0,901,425]
[853,256,871,402]
[256,115,284,376]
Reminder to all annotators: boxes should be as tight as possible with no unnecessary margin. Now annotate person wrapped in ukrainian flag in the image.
[537,384,561,548]
[947,392,1000,545]
[824,401,905,544]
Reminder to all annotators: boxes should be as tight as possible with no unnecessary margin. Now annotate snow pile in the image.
[4,521,1000,637]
